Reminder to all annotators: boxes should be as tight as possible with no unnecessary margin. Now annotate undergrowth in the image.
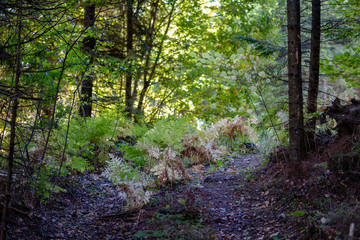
[102,115,254,210]
[28,113,128,200]
[18,113,255,208]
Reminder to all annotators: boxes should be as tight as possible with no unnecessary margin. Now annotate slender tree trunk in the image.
[79,4,96,118]
[133,0,159,122]
[131,70,141,119]
[1,4,22,239]
[125,0,134,118]
[306,0,321,151]
[136,0,175,118]
[287,0,305,163]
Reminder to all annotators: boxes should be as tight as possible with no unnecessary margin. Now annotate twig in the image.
[54,175,78,202]
[244,88,267,138]
[257,89,281,142]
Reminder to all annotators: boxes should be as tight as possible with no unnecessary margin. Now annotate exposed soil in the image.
[5,152,360,239]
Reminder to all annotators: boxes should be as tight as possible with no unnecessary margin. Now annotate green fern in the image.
[66,156,94,172]
[121,144,147,167]
[138,118,194,153]
[53,113,124,172]
[129,124,149,139]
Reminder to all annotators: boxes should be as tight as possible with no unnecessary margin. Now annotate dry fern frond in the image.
[214,115,249,139]
[181,138,228,164]
[147,146,161,160]
[191,164,205,173]
[102,154,153,210]
[182,134,200,145]
[203,138,227,161]
[181,125,233,165]
[181,145,212,165]
[164,147,177,160]
[202,126,219,142]
[151,147,190,184]
[121,182,153,211]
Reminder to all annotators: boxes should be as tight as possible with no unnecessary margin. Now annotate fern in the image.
[120,118,196,169]
[129,124,149,138]
[102,154,153,210]
[53,114,123,171]
[117,116,254,194]
[138,118,194,153]
[102,154,143,184]
[150,147,190,183]
[120,144,147,167]
[66,156,94,172]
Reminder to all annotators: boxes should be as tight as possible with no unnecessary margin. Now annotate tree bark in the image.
[1,4,22,239]
[79,4,96,118]
[306,0,321,150]
[287,0,305,163]
[125,0,134,118]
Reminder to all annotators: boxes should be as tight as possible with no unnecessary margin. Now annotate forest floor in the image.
[6,151,360,240]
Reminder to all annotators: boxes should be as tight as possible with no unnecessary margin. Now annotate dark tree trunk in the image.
[79,4,96,118]
[287,0,305,163]
[125,0,134,118]
[0,4,22,240]
[306,0,321,150]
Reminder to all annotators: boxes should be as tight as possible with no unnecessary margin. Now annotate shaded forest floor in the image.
[7,151,360,239]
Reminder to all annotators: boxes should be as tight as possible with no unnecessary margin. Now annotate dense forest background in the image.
[1,0,360,239]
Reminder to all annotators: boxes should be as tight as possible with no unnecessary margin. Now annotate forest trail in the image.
[8,153,300,240]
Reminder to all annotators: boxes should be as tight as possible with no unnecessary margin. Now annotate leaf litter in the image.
[7,153,307,239]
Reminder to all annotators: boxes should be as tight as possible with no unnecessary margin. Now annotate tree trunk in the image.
[133,0,159,122]
[79,4,96,118]
[125,0,134,118]
[287,0,305,163]
[136,0,175,119]
[306,0,321,150]
[0,4,22,240]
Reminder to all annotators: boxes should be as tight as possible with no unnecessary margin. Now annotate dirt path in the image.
[197,154,295,240]
[8,154,300,240]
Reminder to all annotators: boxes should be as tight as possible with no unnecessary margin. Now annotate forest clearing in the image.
[1,0,360,239]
